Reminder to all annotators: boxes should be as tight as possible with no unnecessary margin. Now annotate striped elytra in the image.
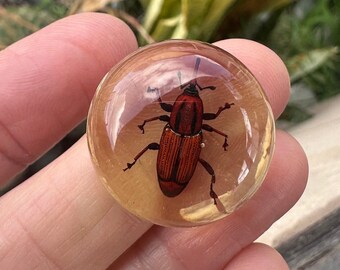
[157,126,202,197]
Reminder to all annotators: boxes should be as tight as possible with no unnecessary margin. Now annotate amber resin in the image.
[87,40,275,227]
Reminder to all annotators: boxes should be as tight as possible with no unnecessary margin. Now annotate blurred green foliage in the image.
[140,0,237,42]
[0,0,67,48]
[0,0,339,125]
[263,0,340,123]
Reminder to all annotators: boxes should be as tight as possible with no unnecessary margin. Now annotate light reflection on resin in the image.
[87,40,275,227]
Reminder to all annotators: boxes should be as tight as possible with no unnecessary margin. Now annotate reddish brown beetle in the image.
[123,58,234,204]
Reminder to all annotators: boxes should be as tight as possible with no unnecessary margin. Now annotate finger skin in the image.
[224,243,289,270]
[111,131,308,270]
[214,39,290,118]
[0,38,302,270]
[0,137,151,270]
[0,12,137,184]
[0,13,151,270]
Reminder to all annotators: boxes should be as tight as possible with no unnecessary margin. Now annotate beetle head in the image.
[183,80,216,95]
[179,58,216,95]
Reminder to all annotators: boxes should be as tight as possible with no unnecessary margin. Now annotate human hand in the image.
[0,13,308,269]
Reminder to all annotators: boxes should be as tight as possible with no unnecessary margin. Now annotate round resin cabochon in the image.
[87,40,275,227]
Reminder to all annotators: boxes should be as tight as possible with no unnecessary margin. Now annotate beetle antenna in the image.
[193,57,201,78]
[192,57,216,91]
[177,71,182,86]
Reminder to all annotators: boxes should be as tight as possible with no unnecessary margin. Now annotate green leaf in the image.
[181,0,213,39]
[143,0,165,32]
[142,0,236,42]
[279,104,312,124]
[143,0,181,33]
[287,47,339,83]
[171,14,188,39]
[152,15,184,41]
[199,0,237,41]
[140,0,151,9]
[263,0,293,11]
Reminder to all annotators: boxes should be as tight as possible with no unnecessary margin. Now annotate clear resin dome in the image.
[87,40,275,227]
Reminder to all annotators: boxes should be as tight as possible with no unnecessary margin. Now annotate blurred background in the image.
[1,0,339,268]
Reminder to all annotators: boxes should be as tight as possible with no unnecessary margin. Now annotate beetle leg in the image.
[138,115,170,133]
[196,83,216,91]
[123,143,160,171]
[147,86,173,112]
[198,158,217,205]
[203,102,234,120]
[158,97,173,112]
[178,71,192,90]
[202,124,229,151]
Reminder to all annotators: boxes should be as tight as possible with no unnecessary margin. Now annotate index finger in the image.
[0,12,137,185]
[214,39,290,118]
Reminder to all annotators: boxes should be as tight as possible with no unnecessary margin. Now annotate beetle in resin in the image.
[123,58,234,204]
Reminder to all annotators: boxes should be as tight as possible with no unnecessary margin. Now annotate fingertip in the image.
[0,12,138,183]
[224,243,289,270]
[214,39,290,118]
[38,12,138,76]
[268,130,309,206]
[2,12,138,109]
